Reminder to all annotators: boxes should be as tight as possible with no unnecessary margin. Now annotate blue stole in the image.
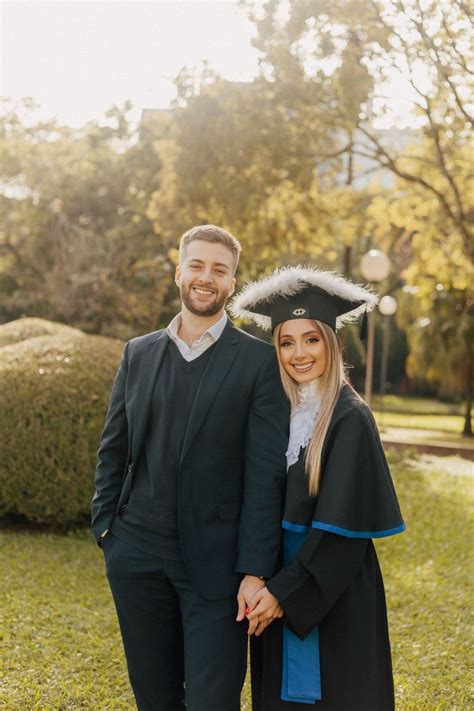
[281,528,322,704]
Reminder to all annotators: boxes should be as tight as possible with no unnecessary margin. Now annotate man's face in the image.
[175,240,236,317]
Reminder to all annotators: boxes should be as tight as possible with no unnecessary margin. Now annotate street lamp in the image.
[378,295,398,397]
[360,250,391,406]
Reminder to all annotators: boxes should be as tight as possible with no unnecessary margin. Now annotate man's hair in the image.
[179,224,241,273]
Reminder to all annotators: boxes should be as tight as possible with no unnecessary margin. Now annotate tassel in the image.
[360,303,368,341]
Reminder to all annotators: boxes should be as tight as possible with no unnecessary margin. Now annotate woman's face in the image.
[278,319,327,384]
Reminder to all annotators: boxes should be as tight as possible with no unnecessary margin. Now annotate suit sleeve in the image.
[235,348,289,579]
[266,529,368,640]
[91,341,130,541]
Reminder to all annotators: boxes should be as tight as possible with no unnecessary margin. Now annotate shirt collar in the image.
[167,311,228,346]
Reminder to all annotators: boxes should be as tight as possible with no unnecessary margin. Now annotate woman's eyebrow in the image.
[280,331,319,339]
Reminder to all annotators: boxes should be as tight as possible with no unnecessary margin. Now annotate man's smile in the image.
[192,286,215,297]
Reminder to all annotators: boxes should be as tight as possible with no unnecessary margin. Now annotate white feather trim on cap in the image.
[229,265,379,331]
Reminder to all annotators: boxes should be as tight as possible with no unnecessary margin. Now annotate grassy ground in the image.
[376,454,473,710]
[379,429,472,450]
[371,395,464,416]
[374,411,465,434]
[371,394,472,447]
[1,454,473,710]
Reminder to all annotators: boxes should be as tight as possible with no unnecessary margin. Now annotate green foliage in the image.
[245,0,472,247]
[0,456,472,708]
[368,147,473,433]
[242,0,473,430]
[0,100,173,338]
[1,0,472,425]
[253,0,473,247]
[0,321,123,526]
[0,316,83,348]
[146,76,344,281]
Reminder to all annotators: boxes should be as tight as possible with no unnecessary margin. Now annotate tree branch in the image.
[356,124,472,259]
[440,15,474,77]
[452,0,474,26]
[412,8,473,123]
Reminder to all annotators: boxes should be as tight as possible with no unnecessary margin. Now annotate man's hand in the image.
[246,587,283,636]
[98,528,110,547]
[236,575,266,622]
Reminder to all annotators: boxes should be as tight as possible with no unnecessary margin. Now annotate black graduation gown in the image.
[251,384,405,711]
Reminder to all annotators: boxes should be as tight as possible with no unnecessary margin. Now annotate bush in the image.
[0,322,123,527]
[0,316,83,347]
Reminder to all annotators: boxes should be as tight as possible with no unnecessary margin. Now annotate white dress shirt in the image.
[166,311,228,362]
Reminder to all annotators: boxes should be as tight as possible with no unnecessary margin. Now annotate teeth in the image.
[194,287,214,295]
[293,363,313,371]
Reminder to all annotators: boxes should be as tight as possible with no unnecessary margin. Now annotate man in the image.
[91,225,289,711]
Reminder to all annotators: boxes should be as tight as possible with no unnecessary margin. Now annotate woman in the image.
[230,266,405,710]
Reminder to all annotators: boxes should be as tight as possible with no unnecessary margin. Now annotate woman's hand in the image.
[246,587,284,636]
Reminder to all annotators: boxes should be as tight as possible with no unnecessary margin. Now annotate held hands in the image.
[245,587,284,637]
[236,575,266,622]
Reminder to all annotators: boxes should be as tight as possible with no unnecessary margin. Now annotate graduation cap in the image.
[229,266,378,336]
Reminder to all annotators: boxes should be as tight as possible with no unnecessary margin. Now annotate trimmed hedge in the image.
[0,316,83,347]
[0,322,123,527]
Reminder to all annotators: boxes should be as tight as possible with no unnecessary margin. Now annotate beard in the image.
[180,282,229,317]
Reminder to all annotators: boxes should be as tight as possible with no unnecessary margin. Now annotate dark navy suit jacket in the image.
[91,319,289,599]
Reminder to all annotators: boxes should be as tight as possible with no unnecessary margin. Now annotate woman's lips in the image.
[292,362,314,373]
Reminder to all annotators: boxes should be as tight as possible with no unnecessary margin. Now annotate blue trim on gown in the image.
[311,521,406,538]
[281,519,406,539]
[281,529,322,704]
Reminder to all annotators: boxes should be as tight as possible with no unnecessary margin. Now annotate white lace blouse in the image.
[285,379,322,469]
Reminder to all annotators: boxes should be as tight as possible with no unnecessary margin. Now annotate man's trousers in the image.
[102,532,248,711]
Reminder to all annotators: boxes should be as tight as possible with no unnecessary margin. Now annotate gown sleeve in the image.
[266,529,368,640]
[311,404,405,537]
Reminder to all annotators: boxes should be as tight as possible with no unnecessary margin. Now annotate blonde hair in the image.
[274,320,347,495]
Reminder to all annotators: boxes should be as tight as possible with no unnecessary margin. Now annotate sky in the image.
[1,0,261,126]
[1,0,421,129]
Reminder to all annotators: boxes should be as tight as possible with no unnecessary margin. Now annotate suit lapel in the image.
[180,321,240,464]
[130,331,169,462]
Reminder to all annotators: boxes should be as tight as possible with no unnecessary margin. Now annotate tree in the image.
[0,100,172,338]
[146,70,377,283]
[243,0,473,433]
[369,154,473,435]
[243,0,473,259]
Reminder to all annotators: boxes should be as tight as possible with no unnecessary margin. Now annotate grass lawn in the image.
[371,395,465,417]
[1,454,473,710]
[371,394,472,445]
[376,454,473,710]
[373,411,465,434]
